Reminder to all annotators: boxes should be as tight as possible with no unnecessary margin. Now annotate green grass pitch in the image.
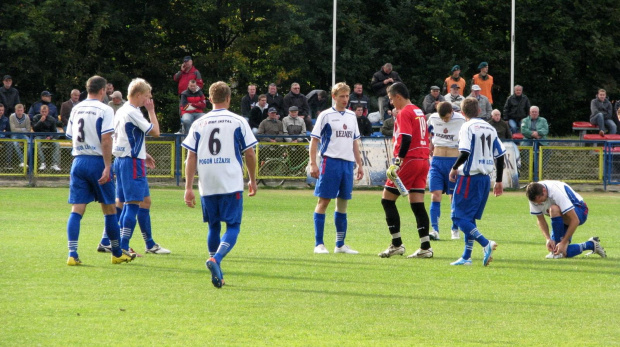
[1,188,618,346]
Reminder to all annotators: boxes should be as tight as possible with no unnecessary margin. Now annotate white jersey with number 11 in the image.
[457,118,506,176]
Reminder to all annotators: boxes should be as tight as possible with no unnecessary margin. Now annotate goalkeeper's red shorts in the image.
[384,158,430,193]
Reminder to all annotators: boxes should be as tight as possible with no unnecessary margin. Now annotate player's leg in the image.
[449,194,460,240]
[407,191,433,258]
[137,194,171,254]
[312,157,339,253]
[98,200,122,250]
[428,158,443,239]
[378,187,405,258]
[450,231,474,265]
[313,197,331,253]
[67,204,86,265]
[333,160,357,254]
[550,204,595,258]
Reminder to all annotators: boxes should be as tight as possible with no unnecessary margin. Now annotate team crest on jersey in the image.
[343,124,347,130]
[443,128,448,134]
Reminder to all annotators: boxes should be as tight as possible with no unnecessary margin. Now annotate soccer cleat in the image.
[451,229,460,240]
[145,244,171,254]
[97,244,112,253]
[39,163,46,170]
[545,252,563,259]
[67,256,82,266]
[378,244,406,258]
[128,247,143,258]
[407,247,434,258]
[112,250,136,264]
[450,257,472,266]
[429,230,440,240]
[206,257,224,288]
[314,244,329,254]
[483,240,497,266]
[51,164,61,171]
[586,237,607,258]
[334,245,359,254]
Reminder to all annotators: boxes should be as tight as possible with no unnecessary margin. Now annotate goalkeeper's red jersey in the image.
[392,103,430,159]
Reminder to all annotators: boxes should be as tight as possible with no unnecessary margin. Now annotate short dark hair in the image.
[461,97,479,118]
[86,75,107,95]
[525,182,544,202]
[353,103,364,110]
[438,101,452,117]
[387,82,409,100]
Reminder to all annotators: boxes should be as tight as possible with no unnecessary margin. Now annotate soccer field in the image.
[1,188,618,346]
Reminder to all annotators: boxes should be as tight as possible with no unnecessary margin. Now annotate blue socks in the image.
[430,201,440,232]
[314,212,325,246]
[335,212,347,248]
[101,207,123,247]
[207,221,222,256]
[104,214,122,257]
[67,212,82,258]
[462,232,474,260]
[454,217,489,258]
[120,203,140,250]
[213,223,240,264]
[550,216,566,243]
[137,208,156,249]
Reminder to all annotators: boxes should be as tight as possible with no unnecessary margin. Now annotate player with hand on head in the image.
[525,181,606,259]
[427,101,466,241]
[65,75,135,265]
[183,81,258,288]
[449,97,505,266]
[378,82,433,259]
[309,82,364,255]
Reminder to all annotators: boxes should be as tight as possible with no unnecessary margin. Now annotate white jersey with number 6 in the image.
[66,98,115,157]
[457,118,506,176]
[182,109,257,197]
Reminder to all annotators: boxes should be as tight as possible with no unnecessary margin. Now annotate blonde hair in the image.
[15,104,24,110]
[209,81,231,104]
[127,78,152,98]
[331,82,350,97]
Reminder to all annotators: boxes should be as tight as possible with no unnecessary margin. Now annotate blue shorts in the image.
[314,157,354,200]
[115,157,150,203]
[201,192,243,224]
[429,156,457,194]
[68,155,115,205]
[451,174,490,221]
[574,203,589,225]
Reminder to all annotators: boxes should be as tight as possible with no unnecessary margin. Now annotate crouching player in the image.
[525,181,606,259]
[378,82,433,259]
[183,81,258,288]
[427,102,465,240]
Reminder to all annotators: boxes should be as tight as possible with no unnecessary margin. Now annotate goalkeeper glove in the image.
[386,158,401,181]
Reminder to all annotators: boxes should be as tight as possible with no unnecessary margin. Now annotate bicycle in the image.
[258,144,309,187]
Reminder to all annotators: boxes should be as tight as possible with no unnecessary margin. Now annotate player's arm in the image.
[244,147,258,196]
[184,151,197,208]
[309,137,320,179]
[98,132,113,185]
[353,139,363,180]
[493,154,505,196]
[535,214,554,252]
[555,209,580,256]
[144,98,160,137]
[449,151,469,182]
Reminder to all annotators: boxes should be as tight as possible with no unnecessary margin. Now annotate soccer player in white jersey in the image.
[309,82,363,254]
[448,97,505,266]
[183,81,258,288]
[525,180,606,259]
[65,75,135,265]
[112,78,161,254]
[427,102,466,241]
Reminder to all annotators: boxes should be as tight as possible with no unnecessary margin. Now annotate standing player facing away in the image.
[310,82,364,254]
[379,82,433,259]
[448,97,505,266]
[65,75,135,265]
[427,101,466,241]
[112,78,161,254]
[183,81,258,288]
[525,181,606,259]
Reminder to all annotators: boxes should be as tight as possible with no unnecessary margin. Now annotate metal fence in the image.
[2,132,619,189]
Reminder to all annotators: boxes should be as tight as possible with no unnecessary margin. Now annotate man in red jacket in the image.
[180,80,207,134]
[174,56,204,132]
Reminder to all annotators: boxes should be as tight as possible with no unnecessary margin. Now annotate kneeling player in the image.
[379,82,433,259]
[525,181,606,259]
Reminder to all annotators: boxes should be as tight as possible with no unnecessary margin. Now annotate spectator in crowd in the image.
[249,94,269,134]
[371,63,402,118]
[282,106,307,142]
[60,89,81,132]
[348,83,370,116]
[102,82,114,105]
[503,85,530,134]
[32,104,61,171]
[282,82,311,130]
[266,83,284,118]
[1,75,21,115]
[422,86,445,117]
[381,108,396,137]
[354,104,373,136]
[444,83,465,109]
[241,84,258,119]
[488,109,512,140]
[29,91,59,122]
[0,103,8,137]
[108,91,125,114]
[180,79,207,134]
[521,106,549,146]
[258,107,284,142]
[306,89,328,118]
[442,65,466,95]
[590,89,616,136]
[174,55,204,132]
[469,84,492,120]
[9,104,31,168]
[471,62,494,104]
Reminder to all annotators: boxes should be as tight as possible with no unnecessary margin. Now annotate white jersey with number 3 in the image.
[182,109,257,197]
[66,99,115,157]
[457,118,506,176]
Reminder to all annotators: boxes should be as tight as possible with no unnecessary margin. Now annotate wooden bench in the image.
[573,121,599,140]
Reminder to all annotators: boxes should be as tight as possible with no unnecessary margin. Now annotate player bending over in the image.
[379,82,433,259]
[183,81,258,288]
[525,181,606,259]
